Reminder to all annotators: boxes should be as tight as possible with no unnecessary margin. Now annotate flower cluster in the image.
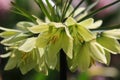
[0,16,120,75]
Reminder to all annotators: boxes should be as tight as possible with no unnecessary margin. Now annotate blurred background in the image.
[0,0,120,80]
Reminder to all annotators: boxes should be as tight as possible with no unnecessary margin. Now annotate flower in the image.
[28,21,73,69]
[0,0,120,75]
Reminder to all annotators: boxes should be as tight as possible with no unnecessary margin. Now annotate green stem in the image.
[35,0,52,21]
[78,0,120,22]
[92,24,120,31]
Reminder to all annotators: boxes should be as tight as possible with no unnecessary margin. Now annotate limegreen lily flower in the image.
[28,22,73,69]
[0,0,120,76]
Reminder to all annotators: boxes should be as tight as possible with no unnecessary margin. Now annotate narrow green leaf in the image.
[46,0,54,11]
[46,0,56,20]
[11,2,36,22]
[62,0,73,21]
[79,0,120,22]
[85,0,99,12]
[94,24,120,30]
[35,0,52,21]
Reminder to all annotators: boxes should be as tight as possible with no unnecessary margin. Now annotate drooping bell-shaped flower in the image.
[28,22,73,69]
[65,17,108,71]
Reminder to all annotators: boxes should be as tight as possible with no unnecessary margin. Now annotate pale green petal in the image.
[4,50,22,70]
[1,33,28,46]
[67,45,81,72]
[87,20,102,29]
[78,44,90,71]
[103,29,120,39]
[65,17,76,26]
[62,32,73,59]
[8,33,28,42]
[34,49,48,75]
[64,27,73,40]
[19,37,36,52]
[78,18,94,27]
[36,63,48,75]
[97,36,120,54]
[88,41,107,64]
[36,33,50,48]
[1,37,14,46]
[0,31,19,38]
[45,36,62,69]
[45,53,57,70]
[35,62,48,75]
[0,27,21,32]
[28,23,49,33]
[67,57,78,72]
[0,52,11,58]
[16,21,35,32]
[77,25,95,41]
[19,50,38,74]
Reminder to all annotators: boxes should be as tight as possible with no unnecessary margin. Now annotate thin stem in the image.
[11,2,36,23]
[35,0,52,21]
[92,24,120,31]
[60,50,67,80]
[78,0,120,22]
